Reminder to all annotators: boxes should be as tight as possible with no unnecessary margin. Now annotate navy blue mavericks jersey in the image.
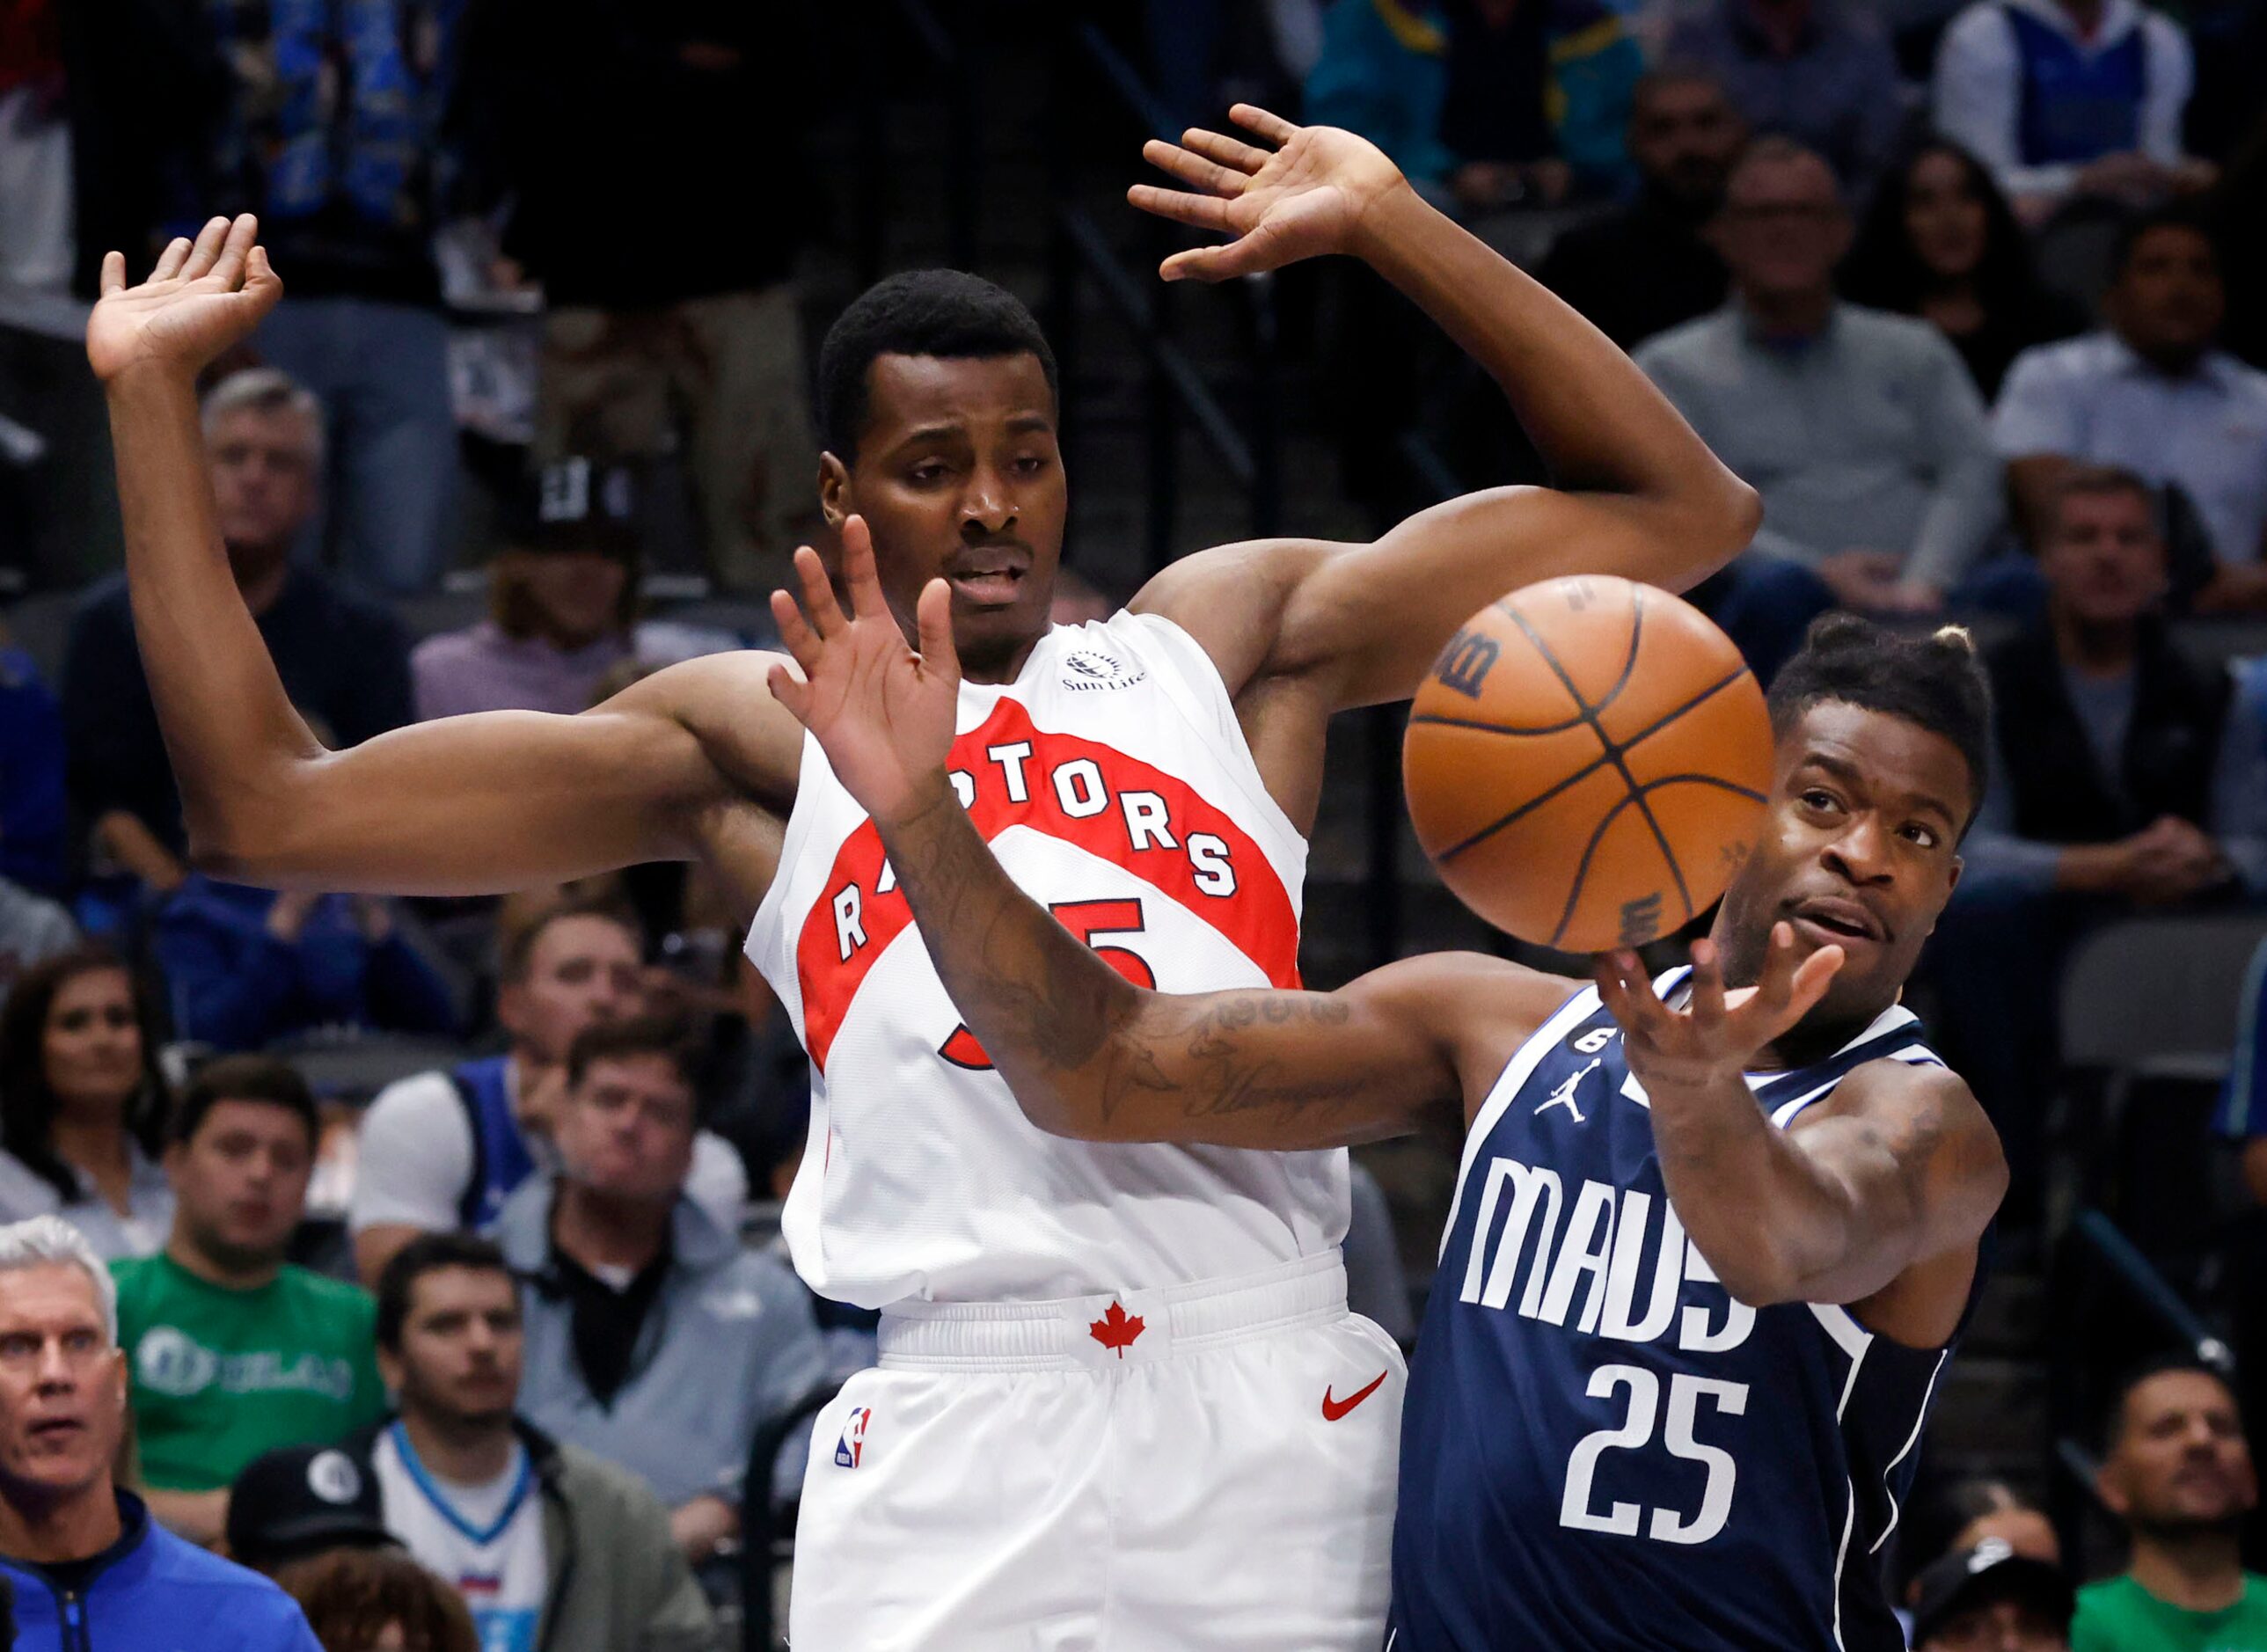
[1389,969,1970,1652]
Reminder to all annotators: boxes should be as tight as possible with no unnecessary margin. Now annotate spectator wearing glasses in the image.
[1636,139,2000,671]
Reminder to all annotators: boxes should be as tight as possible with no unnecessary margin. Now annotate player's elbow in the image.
[180,778,309,881]
[1642,467,1762,594]
[1688,471,1763,580]
[1698,1242,1810,1309]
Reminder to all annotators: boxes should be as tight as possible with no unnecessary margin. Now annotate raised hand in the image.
[86,216,282,385]
[1129,104,1409,282]
[768,516,960,827]
[1595,928,1844,1097]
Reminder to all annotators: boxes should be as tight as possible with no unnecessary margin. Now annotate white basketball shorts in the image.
[787,1252,1402,1650]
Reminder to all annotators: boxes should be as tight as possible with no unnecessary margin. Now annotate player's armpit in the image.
[185,653,800,900]
[1777,1062,2007,1338]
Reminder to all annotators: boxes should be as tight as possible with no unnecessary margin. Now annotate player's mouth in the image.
[1786,896,1887,946]
[946,545,1033,609]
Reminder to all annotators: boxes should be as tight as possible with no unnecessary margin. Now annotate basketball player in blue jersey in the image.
[764,574,2009,1652]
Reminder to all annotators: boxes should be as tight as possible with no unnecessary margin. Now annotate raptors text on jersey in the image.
[744,612,1350,1310]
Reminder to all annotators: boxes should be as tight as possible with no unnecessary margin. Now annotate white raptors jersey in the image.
[744,610,1349,1309]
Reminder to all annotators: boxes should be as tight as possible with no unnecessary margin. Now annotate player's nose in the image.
[1824,818,1895,883]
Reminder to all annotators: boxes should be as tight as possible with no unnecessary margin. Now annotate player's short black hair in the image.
[2098,1352,2240,1453]
[172,1054,319,1151]
[2110,199,2219,282]
[816,269,1059,462]
[376,1232,515,1354]
[1766,614,1993,832]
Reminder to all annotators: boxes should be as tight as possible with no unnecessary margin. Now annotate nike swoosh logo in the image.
[1321,1371,1389,1422]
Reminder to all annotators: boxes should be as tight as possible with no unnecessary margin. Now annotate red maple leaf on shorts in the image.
[1088,1300,1145,1357]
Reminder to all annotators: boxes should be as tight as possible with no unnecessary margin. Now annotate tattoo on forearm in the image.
[881,793,1372,1133]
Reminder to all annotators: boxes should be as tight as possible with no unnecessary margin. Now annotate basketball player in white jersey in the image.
[90,107,1757,1647]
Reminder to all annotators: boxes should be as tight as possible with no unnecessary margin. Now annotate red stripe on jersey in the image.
[795,698,1300,1073]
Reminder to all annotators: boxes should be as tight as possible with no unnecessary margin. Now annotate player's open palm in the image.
[1596,928,1844,1097]
[1130,104,1407,282]
[768,517,960,828]
[87,215,282,384]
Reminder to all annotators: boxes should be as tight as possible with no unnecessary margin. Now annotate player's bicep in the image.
[1786,1067,2006,1301]
[209,655,786,895]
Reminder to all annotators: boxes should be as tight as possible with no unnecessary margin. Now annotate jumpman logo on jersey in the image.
[1535,1058,1600,1123]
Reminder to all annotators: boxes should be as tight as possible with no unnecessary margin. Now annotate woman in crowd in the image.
[411,458,739,721]
[277,1549,479,1652]
[0,945,173,1257]
[1845,138,2087,399]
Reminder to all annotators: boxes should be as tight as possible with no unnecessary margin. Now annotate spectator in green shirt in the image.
[2073,1358,2267,1652]
[111,1056,386,1548]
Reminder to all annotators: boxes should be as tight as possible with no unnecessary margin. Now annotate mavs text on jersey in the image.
[1390,969,1973,1652]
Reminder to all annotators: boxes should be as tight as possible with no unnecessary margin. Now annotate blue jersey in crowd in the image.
[1389,969,1971,1652]
[1,1491,319,1652]
[2004,1,2148,164]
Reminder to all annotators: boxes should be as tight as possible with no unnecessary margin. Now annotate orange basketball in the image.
[1403,575,1774,954]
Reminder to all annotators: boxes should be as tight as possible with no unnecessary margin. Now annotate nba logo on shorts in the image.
[835,1407,873,1468]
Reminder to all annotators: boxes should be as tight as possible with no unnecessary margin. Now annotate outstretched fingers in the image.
[793,542,849,639]
[839,515,889,622]
[99,252,126,298]
[1229,103,1298,145]
[769,582,823,676]
[209,214,260,289]
[1177,126,1269,175]
[1686,938,1728,1023]
[1141,137,1251,199]
[178,216,233,283]
[1126,181,1237,233]
[1730,923,1843,1042]
[765,661,814,727]
[1594,950,1673,1039]
[915,577,961,684]
[150,237,194,284]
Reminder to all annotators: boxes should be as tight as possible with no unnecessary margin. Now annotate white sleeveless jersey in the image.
[744,611,1349,1309]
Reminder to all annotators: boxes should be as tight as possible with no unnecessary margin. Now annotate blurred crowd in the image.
[0,0,2263,1645]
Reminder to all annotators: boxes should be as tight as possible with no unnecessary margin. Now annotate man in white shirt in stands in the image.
[1933,0,2212,223]
[1993,205,2267,609]
[349,899,744,1285]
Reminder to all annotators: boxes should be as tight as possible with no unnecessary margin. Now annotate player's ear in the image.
[819,452,852,531]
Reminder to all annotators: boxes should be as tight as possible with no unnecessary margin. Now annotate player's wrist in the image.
[1342,177,1429,268]
[871,770,961,836]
